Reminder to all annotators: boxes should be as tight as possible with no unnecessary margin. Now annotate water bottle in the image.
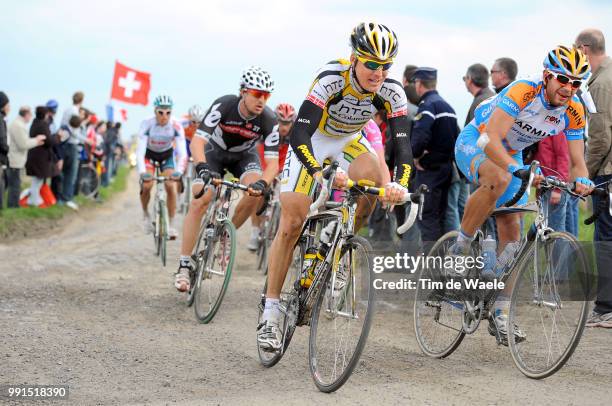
[299,247,317,288]
[317,221,337,259]
[320,221,337,246]
[495,242,520,276]
[481,235,497,278]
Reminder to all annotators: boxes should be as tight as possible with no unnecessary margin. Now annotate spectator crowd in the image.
[0,91,125,211]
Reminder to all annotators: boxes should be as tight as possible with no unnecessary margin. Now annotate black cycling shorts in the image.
[204,142,262,180]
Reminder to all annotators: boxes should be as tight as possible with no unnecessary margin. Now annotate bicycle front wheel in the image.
[508,231,590,379]
[413,231,466,358]
[308,236,374,393]
[159,201,168,267]
[193,219,236,323]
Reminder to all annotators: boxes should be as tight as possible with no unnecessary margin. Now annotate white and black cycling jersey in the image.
[196,94,279,158]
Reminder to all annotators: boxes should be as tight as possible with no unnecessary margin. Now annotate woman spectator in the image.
[25,106,59,206]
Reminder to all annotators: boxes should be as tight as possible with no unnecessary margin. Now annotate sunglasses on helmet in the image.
[356,54,393,71]
[548,71,582,89]
[245,88,271,101]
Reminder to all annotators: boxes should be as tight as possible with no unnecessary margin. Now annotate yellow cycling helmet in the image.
[350,22,398,61]
[543,45,591,79]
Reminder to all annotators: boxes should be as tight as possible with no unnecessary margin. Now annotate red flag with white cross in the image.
[110,61,151,105]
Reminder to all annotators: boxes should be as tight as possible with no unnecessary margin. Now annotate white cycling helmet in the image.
[188,104,206,122]
[240,66,275,92]
[153,94,173,109]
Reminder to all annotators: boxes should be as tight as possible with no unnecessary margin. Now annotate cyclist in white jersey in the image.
[137,94,187,239]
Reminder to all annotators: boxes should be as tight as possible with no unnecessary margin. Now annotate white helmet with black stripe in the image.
[240,66,275,92]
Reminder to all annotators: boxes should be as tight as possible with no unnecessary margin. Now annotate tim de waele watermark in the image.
[371,253,505,291]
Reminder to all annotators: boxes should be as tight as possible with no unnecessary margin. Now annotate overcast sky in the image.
[2,0,611,139]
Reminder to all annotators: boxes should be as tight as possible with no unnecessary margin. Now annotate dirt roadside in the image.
[0,172,610,405]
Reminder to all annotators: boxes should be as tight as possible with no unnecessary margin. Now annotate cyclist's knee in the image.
[141,181,153,192]
[190,195,209,215]
[278,212,305,240]
[480,169,511,197]
[164,181,176,193]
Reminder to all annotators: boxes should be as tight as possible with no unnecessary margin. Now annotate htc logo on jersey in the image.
[298,118,311,124]
[297,145,319,169]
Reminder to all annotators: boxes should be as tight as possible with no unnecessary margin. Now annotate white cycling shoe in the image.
[247,228,260,252]
[174,265,191,292]
[257,319,282,352]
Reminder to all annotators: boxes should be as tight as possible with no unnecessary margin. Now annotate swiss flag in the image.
[110,61,151,105]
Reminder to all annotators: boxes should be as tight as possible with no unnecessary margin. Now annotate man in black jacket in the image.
[0,91,10,210]
[410,68,460,252]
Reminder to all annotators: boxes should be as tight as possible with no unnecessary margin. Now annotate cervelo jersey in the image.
[136,116,187,174]
[196,94,279,158]
[306,59,407,137]
[290,59,413,187]
[471,74,586,153]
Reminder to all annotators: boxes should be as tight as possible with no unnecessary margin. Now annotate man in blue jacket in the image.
[410,68,459,252]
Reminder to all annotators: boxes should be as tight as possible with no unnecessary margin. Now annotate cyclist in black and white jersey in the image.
[257,23,414,351]
[175,66,279,292]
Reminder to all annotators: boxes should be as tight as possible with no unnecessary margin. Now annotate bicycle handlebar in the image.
[501,160,611,226]
[193,176,251,200]
[308,162,428,234]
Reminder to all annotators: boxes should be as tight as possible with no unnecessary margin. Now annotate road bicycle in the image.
[187,174,263,323]
[257,162,426,392]
[150,162,171,267]
[414,161,610,379]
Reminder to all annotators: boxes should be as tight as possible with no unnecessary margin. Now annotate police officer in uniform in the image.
[410,67,459,252]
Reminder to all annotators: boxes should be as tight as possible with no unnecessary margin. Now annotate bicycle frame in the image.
[470,180,582,321]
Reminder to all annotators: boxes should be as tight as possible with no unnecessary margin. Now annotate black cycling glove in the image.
[196,162,211,184]
[249,179,269,195]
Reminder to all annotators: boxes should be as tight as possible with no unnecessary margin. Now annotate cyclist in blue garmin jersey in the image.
[453,45,594,344]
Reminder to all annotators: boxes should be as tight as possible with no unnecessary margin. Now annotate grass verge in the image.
[0,165,130,239]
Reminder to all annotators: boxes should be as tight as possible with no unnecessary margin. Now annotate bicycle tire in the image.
[508,231,589,379]
[78,165,99,198]
[193,219,236,323]
[160,201,168,267]
[413,230,466,358]
[308,235,374,393]
[187,225,209,307]
[153,203,161,257]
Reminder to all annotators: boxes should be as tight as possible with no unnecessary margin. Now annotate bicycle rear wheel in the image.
[508,231,590,379]
[78,165,99,198]
[308,236,374,393]
[193,219,236,323]
[414,231,466,358]
[257,242,302,367]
